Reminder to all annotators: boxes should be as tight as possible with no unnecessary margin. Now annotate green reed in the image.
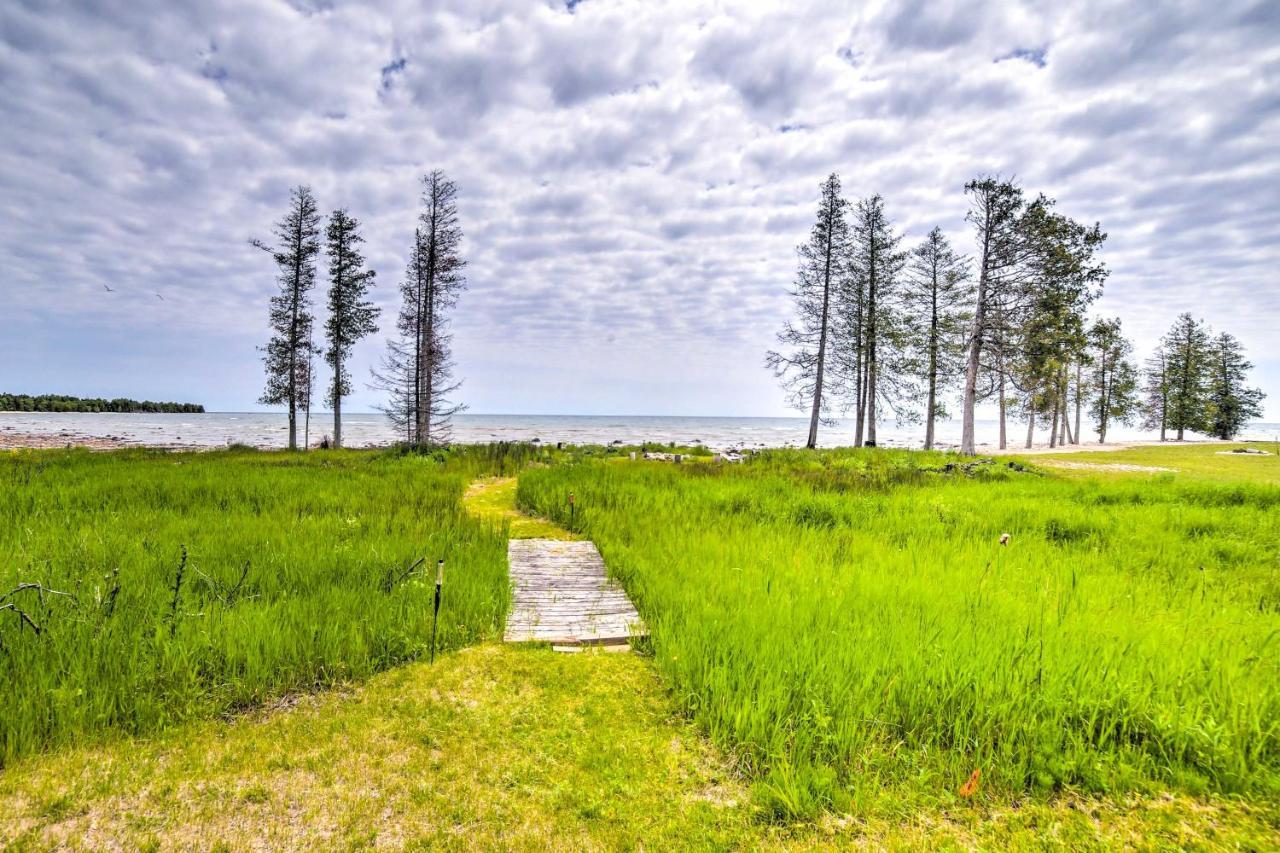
[0,446,510,766]
[518,450,1280,817]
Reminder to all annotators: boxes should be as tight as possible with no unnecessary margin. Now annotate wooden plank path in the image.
[504,539,644,646]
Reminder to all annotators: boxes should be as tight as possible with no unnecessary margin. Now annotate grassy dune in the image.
[519,449,1280,817]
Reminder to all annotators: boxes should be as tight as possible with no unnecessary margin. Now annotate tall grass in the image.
[519,451,1280,816]
[0,447,510,766]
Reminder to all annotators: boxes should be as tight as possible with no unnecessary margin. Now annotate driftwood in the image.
[193,559,252,606]
[0,582,74,639]
[382,556,427,593]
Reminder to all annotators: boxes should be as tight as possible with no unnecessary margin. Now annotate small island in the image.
[0,393,204,414]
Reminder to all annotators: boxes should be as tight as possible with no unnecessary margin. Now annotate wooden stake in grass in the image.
[430,559,443,664]
[569,492,575,526]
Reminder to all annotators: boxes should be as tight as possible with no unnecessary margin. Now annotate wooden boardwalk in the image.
[504,539,644,646]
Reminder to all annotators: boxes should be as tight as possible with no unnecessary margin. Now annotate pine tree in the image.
[1204,332,1264,440]
[1140,347,1171,441]
[959,177,1035,455]
[901,227,971,449]
[324,209,379,448]
[374,171,467,447]
[1015,199,1106,448]
[1162,313,1211,440]
[1087,317,1138,443]
[841,194,908,446]
[766,173,850,449]
[253,185,321,451]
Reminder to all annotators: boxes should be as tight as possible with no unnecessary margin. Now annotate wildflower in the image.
[959,768,981,798]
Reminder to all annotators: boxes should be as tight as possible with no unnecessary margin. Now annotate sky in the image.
[2,0,1278,419]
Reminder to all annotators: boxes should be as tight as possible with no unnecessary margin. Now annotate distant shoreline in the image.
[0,421,1246,456]
[5,410,1276,453]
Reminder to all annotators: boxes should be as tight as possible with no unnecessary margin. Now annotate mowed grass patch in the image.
[4,643,1277,850]
[464,476,579,540]
[0,447,510,766]
[0,644,755,850]
[518,448,1280,818]
[1017,442,1280,484]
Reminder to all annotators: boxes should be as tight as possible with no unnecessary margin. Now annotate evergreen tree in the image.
[766,173,850,449]
[324,209,379,448]
[842,193,908,446]
[1140,346,1172,441]
[1087,317,1138,443]
[900,227,971,450]
[1162,313,1212,440]
[374,171,467,447]
[253,185,321,450]
[1204,332,1264,439]
[959,177,1036,454]
[1015,199,1106,448]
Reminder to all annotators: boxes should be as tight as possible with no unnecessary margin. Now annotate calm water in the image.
[3,411,1278,451]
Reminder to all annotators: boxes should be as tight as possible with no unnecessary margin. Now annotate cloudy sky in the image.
[2,0,1277,418]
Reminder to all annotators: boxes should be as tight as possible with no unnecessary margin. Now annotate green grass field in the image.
[2,441,1278,847]
[1016,441,1280,483]
[519,447,1280,818]
[0,447,512,765]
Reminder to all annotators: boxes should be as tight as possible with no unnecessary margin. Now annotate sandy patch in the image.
[982,439,1220,457]
[1039,460,1175,473]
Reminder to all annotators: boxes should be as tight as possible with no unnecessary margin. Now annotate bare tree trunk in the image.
[960,242,989,455]
[866,360,877,445]
[1097,350,1108,444]
[333,393,342,448]
[423,287,436,447]
[1049,391,1059,448]
[997,362,1007,450]
[332,290,343,448]
[806,212,835,450]
[286,222,305,451]
[412,239,424,445]
[853,320,865,447]
[1073,361,1083,444]
[865,234,878,447]
[924,313,937,451]
[1025,405,1035,448]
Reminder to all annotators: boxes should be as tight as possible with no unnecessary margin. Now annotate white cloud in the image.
[0,0,1277,417]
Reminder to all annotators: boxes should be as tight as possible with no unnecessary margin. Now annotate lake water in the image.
[3,411,1278,451]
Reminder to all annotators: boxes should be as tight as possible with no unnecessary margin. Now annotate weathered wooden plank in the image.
[503,538,646,645]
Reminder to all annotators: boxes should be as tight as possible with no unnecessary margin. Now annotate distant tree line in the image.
[0,394,204,413]
[253,171,466,450]
[1142,314,1264,442]
[771,173,1266,452]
